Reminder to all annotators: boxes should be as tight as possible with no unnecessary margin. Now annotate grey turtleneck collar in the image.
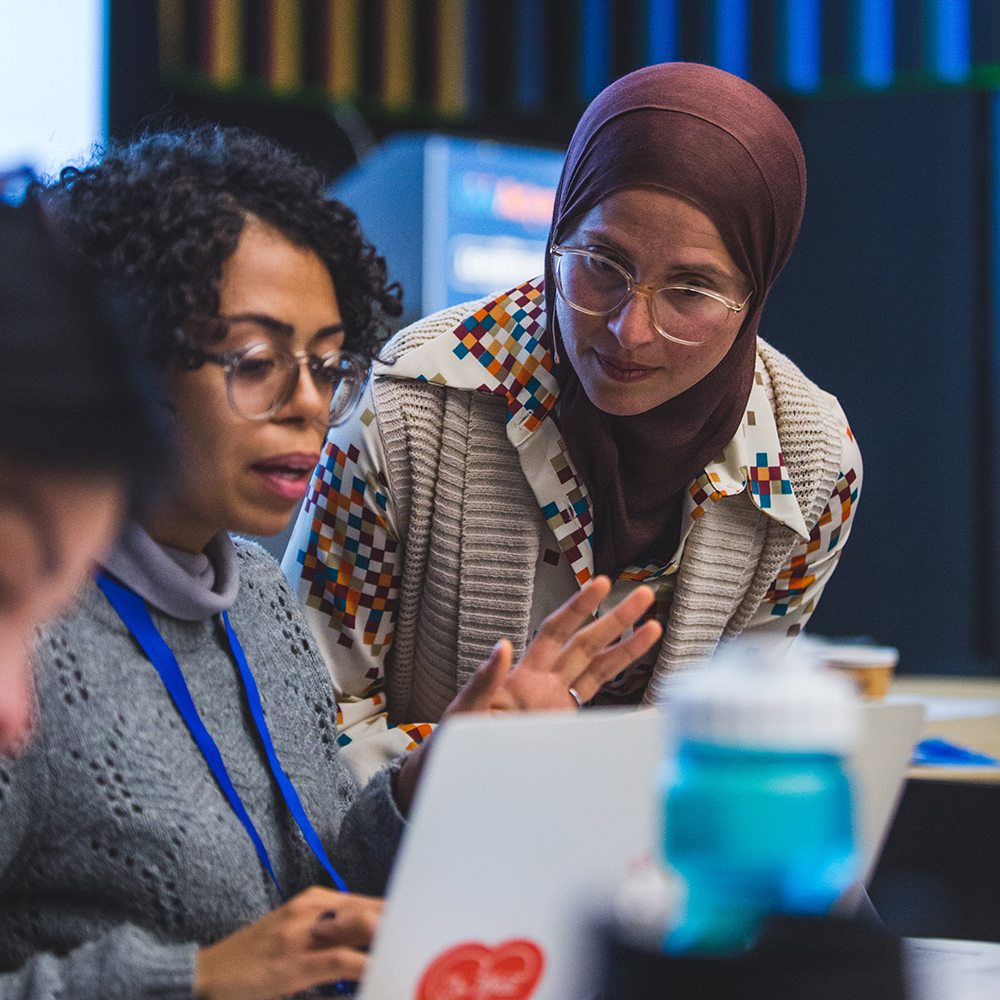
[100,521,240,621]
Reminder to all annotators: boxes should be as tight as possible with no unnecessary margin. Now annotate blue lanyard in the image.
[95,571,348,897]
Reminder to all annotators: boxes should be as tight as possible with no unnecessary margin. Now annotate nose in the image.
[606,289,658,349]
[275,355,329,426]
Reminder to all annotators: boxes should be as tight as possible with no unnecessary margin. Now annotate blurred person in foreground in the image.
[0,197,161,755]
[0,128,660,1000]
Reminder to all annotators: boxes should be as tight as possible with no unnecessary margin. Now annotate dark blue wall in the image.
[763,90,995,675]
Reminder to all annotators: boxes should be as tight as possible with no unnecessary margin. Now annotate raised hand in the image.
[393,578,661,814]
[447,576,661,715]
[194,886,382,1000]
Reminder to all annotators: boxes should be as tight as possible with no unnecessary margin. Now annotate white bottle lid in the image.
[662,640,861,753]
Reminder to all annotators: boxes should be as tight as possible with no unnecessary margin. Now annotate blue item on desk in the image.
[663,743,856,954]
[660,644,859,955]
[317,982,357,996]
[913,738,999,767]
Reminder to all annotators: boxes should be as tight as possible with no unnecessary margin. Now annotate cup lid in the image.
[819,644,899,668]
[662,640,861,753]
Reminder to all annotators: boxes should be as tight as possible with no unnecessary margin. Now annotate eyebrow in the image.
[573,231,741,284]
[219,312,346,341]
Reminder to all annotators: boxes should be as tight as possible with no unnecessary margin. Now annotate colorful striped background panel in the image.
[159,0,989,117]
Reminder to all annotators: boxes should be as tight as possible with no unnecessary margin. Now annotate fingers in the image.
[294,945,369,985]
[446,638,514,716]
[560,584,656,661]
[310,898,382,949]
[194,889,383,1000]
[300,893,381,988]
[539,584,658,703]
[530,583,655,679]
[465,639,514,703]
[442,580,660,720]
[570,618,663,702]
[527,576,613,656]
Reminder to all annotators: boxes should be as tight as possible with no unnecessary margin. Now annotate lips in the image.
[594,351,658,383]
[250,452,319,501]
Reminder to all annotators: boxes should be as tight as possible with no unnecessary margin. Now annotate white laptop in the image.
[359,701,924,1000]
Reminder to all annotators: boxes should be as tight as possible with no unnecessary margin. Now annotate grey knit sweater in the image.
[0,538,404,1000]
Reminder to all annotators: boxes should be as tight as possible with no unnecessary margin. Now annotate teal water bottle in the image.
[660,643,860,955]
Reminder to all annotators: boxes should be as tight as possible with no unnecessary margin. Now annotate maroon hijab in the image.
[547,63,806,574]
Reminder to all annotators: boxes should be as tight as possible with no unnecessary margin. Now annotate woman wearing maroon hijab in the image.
[284,63,862,778]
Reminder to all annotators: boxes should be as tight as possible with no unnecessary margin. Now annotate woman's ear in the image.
[0,503,42,613]
[0,464,59,611]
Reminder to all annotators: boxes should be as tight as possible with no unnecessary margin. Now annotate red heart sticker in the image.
[416,938,546,1000]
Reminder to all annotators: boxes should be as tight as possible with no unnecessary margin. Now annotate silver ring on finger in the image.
[568,686,584,710]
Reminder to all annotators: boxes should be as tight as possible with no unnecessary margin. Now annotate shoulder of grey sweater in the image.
[755,337,843,529]
[229,536,316,637]
[374,293,495,367]
[756,336,837,409]
[231,534,321,609]
[229,534,284,577]
[230,536,304,623]
[227,535,339,705]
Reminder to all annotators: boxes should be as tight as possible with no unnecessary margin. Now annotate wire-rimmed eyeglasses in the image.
[550,245,751,346]
[194,318,369,426]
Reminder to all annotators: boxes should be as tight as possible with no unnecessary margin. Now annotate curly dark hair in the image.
[35,125,402,367]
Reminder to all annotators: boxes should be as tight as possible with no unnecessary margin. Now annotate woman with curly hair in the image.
[0,127,660,1000]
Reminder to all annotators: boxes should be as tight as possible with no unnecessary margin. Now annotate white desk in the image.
[887,676,1000,784]
[905,937,1000,1000]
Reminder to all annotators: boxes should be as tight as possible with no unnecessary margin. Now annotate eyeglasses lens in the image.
[227,339,365,426]
[554,251,628,315]
[228,342,290,420]
[319,354,366,426]
[554,250,731,344]
[650,289,726,343]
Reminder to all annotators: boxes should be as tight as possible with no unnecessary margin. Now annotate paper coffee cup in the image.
[819,645,899,699]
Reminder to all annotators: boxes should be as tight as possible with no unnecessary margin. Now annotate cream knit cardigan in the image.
[373,299,844,723]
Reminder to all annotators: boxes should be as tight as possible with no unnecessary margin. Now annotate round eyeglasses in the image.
[550,245,751,346]
[197,329,369,427]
